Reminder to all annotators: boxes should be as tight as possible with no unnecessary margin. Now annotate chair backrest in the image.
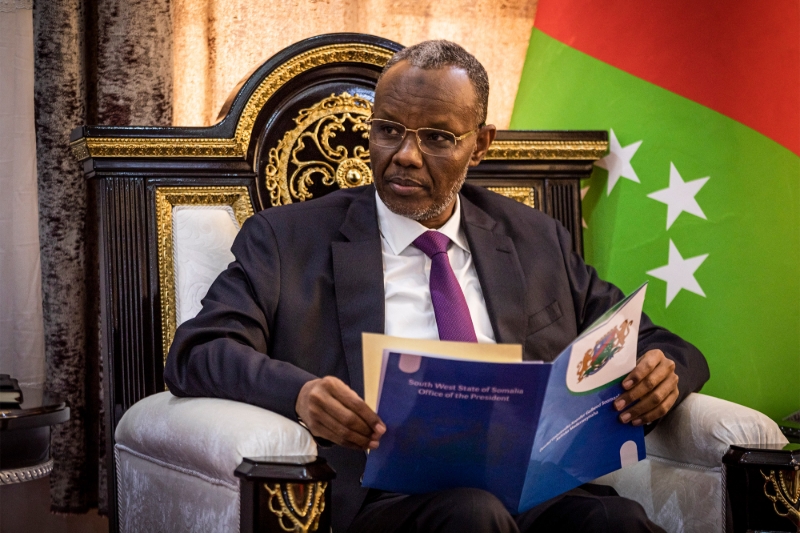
[71,32,607,520]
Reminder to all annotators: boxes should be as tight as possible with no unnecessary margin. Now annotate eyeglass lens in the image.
[369,119,458,157]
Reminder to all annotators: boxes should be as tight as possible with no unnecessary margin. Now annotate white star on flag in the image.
[647,163,710,229]
[594,129,642,195]
[647,240,709,307]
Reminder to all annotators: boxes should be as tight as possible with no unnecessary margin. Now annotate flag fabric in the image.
[510,0,800,421]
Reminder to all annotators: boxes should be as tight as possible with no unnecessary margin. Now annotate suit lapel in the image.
[461,195,527,346]
[332,187,385,398]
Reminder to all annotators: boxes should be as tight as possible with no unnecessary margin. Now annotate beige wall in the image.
[172,0,538,128]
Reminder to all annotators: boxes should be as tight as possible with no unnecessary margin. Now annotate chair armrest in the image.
[115,391,317,484]
[646,392,788,468]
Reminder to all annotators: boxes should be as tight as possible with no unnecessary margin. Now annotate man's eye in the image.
[424,131,450,143]
[380,125,402,136]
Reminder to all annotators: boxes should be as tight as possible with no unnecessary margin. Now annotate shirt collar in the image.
[375,190,470,255]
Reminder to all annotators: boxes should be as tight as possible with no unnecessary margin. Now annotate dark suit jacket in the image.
[164,184,709,532]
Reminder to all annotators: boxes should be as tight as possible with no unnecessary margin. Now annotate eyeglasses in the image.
[367,117,479,158]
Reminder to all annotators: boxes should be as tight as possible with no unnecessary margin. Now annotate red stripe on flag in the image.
[534,0,800,156]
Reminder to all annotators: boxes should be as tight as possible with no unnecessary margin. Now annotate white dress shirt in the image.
[375,192,496,343]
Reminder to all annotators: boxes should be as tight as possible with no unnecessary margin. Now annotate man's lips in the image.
[385,176,427,196]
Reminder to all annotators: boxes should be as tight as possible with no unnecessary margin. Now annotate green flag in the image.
[511,0,800,420]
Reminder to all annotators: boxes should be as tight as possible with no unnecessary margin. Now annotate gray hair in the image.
[379,40,490,126]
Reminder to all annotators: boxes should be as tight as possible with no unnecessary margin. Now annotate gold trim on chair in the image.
[761,469,800,528]
[155,187,255,367]
[70,137,238,159]
[485,140,608,160]
[264,481,328,533]
[487,186,536,208]
[70,43,394,161]
[71,137,609,163]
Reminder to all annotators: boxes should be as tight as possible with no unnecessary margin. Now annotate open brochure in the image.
[361,284,648,513]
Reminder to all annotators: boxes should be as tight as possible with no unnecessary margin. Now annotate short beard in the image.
[379,161,470,222]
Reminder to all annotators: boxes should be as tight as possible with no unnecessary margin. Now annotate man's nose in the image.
[391,131,424,168]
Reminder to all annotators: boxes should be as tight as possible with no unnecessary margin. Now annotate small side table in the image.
[723,443,800,533]
[0,389,70,484]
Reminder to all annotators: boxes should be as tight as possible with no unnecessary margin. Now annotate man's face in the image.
[370,62,496,228]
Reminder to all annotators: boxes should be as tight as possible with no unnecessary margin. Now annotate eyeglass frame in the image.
[366,115,484,158]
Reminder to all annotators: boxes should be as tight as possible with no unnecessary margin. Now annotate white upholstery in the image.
[172,205,240,326]
[594,393,788,533]
[115,392,316,533]
[116,446,241,533]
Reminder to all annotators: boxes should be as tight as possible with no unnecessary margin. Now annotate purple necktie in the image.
[412,231,478,343]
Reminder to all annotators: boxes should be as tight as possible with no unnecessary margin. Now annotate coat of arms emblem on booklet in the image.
[361,283,648,513]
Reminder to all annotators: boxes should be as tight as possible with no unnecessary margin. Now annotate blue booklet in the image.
[362,284,648,513]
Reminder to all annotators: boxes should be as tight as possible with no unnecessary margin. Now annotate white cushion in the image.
[115,391,317,485]
[646,393,788,467]
[173,205,240,326]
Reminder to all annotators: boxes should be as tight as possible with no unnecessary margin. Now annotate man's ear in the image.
[469,124,497,166]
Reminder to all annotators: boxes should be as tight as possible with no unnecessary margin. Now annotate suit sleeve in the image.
[163,214,317,421]
[555,223,710,408]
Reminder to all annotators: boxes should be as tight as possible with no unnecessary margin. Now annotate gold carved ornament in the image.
[155,186,255,367]
[486,186,535,209]
[761,469,800,528]
[265,92,373,206]
[69,43,393,161]
[485,140,608,161]
[264,481,328,533]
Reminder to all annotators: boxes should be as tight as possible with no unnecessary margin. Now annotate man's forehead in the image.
[373,62,477,124]
[376,61,473,96]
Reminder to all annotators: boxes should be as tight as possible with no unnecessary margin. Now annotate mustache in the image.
[383,174,428,187]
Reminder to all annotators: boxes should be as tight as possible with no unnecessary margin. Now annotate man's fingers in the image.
[307,380,374,435]
[307,407,374,449]
[612,349,680,425]
[618,372,679,424]
[615,353,674,410]
[306,391,373,439]
[295,376,385,450]
[626,388,679,425]
[622,350,661,389]
[328,380,386,437]
[620,358,673,404]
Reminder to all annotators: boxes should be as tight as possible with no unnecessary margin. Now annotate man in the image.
[165,40,709,532]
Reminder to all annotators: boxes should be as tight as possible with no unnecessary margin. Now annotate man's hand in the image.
[614,349,679,425]
[295,376,386,450]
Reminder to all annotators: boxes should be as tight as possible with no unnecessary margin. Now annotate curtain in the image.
[173,0,538,128]
[33,0,172,513]
[0,3,44,386]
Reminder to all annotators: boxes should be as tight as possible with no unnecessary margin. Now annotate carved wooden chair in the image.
[71,33,785,533]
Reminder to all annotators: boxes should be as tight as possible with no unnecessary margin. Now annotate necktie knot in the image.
[412,230,450,258]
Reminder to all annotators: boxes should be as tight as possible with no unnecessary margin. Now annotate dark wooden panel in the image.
[101,177,155,416]
[545,179,583,256]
